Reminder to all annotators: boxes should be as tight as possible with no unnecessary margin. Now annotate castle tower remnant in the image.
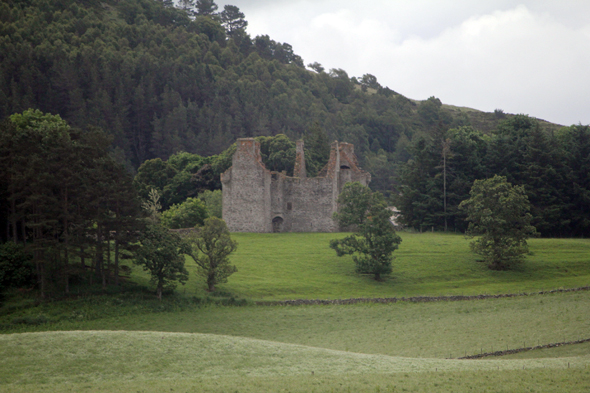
[221,138,370,233]
[293,140,306,179]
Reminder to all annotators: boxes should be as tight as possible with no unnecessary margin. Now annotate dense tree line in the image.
[0,0,483,197]
[2,0,585,249]
[132,132,332,213]
[0,110,141,297]
[393,116,590,237]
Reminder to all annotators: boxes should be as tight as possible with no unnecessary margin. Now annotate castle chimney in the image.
[294,140,306,178]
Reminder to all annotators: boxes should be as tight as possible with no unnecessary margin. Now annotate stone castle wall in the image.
[221,138,370,233]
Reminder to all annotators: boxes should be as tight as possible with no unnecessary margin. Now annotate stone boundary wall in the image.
[254,286,590,306]
[457,338,590,359]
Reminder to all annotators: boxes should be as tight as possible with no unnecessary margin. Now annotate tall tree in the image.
[195,0,218,16]
[459,175,537,270]
[220,5,247,38]
[185,217,237,292]
[330,182,402,280]
[134,223,190,300]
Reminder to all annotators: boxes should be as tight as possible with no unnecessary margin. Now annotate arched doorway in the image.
[272,216,284,233]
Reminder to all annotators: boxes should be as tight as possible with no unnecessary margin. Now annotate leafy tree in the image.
[307,62,324,73]
[360,74,380,92]
[220,5,247,38]
[161,197,208,229]
[178,0,196,17]
[185,217,237,292]
[256,134,296,175]
[133,158,178,209]
[392,136,442,231]
[134,223,190,299]
[558,125,590,237]
[142,188,163,223]
[0,110,141,296]
[303,122,331,177]
[330,182,402,280]
[195,0,218,16]
[198,189,222,218]
[333,182,374,227]
[459,175,537,270]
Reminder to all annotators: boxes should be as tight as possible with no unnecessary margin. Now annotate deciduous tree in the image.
[161,197,208,229]
[134,223,190,300]
[185,217,237,292]
[330,182,401,280]
[459,175,537,270]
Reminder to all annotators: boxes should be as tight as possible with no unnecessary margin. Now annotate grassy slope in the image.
[1,331,589,393]
[3,233,590,392]
[12,291,589,359]
[154,232,590,300]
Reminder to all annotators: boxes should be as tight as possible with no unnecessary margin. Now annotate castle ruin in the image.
[221,138,371,232]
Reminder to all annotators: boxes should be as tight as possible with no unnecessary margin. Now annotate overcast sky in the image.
[215,0,590,126]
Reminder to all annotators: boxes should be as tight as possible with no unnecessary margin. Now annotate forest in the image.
[1,0,589,298]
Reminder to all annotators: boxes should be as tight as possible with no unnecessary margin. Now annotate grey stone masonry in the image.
[221,138,371,232]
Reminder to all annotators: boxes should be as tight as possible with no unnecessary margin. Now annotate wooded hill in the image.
[2,0,589,240]
[0,0,553,178]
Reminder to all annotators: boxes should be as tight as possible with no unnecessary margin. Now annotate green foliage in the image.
[161,197,208,229]
[0,242,34,289]
[332,182,374,227]
[134,223,190,299]
[394,116,588,237]
[185,217,237,292]
[198,189,222,218]
[0,0,442,179]
[459,175,537,270]
[255,134,296,175]
[330,183,402,280]
[141,188,162,223]
[220,5,247,38]
[303,122,331,177]
[0,109,141,297]
[134,159,178,209]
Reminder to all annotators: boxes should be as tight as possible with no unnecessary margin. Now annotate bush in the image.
[161,197,208,229]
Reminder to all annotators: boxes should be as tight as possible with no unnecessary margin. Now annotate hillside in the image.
[441,103,563,135]
[0,0,563,174]
[2,290,589,392]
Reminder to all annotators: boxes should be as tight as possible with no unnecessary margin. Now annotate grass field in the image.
[2,232,590,392]
[161,232,590,300]
[1,330,589,392]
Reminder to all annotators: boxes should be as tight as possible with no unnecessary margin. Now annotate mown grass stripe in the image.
[254,285,590,306]
[458,338,590,359]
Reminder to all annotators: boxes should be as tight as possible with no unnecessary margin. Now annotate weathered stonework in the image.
[221,138,371,232]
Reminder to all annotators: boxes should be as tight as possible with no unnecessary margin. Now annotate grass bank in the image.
[151,232,590,300]
[1,331,588,393]
[3,291,589,360]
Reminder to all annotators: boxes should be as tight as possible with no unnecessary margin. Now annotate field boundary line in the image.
[456,338,590,359]
[254,286,590,306]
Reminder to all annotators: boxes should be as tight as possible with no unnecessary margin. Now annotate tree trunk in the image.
[106,232,111,285]
[21,218,26,245]
[114,236,120,287]
[63,188,69,294]
[11,198,17,244]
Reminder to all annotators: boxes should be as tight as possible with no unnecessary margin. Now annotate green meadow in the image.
[2,232,590,392]
[164,232,590,300]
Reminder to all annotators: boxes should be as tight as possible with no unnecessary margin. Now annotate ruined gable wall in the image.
[286,177,338,232]
[221,139,271,232]
[222,138,370,233]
